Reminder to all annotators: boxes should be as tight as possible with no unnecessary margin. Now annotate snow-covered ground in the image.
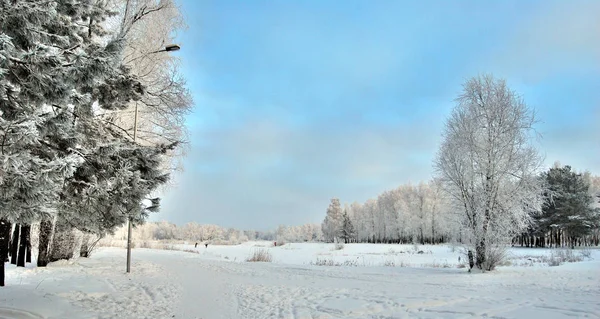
[1,242,599,318]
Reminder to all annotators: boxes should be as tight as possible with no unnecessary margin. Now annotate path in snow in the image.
[139,248,600,319]
[2,247,599,318]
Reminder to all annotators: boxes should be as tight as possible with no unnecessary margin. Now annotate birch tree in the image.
[322,198,343,242]
[434,74,544,271]
[102,0,192,174]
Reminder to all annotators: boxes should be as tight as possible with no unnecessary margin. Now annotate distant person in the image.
[194,243,198,248]
[205,243,208,248]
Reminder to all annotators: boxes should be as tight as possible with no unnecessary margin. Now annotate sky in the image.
[152,0,600,230]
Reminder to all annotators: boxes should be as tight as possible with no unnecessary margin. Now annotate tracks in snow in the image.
[189,256,600,319]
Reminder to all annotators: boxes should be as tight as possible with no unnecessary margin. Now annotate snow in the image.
[1,242,599,318]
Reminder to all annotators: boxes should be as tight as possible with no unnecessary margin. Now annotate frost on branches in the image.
[322,198,343,243]
[434,75,544,271]
[0,0,177,285]
[320,181,453,245]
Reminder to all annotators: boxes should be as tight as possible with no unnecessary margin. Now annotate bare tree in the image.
[434,74,544,271]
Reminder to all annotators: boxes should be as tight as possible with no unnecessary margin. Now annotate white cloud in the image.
[490,1,600,81]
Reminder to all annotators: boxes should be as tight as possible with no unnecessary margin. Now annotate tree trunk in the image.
[26,240,31,263]
[17,224,30,267]
[10,224,20,265]
[49,217,75,262]
[25,224,32,263]
[475,240,485,270]
[37,217,53,267]
[0,219,12,287]
[80,235,89,258]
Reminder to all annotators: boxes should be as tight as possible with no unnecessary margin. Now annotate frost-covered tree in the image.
[0,0,172,275]
[434,75,544,271]
[321,181,455,245]
[340,210,355,244]
[322,198,343,242]
[60,140,175,238]
[100,0,192,175]
[0,0,104,277]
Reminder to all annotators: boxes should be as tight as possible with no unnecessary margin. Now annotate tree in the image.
[321,198,343,242]
[102,0,192,175]
[535,165,597,248]
[0,0,93,280]
[1,0,174,281]
[340,210,355,244]
[434,74,544,271]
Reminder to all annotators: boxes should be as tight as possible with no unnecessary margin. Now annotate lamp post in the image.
[126,44,180,273]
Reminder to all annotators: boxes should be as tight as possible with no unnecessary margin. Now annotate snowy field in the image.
[1,242,599,319]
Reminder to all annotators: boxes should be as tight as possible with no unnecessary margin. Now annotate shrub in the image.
[334,242,344,250]
[481,245,509,271]
[426,260,452,268]
[579,247,592,259]
[412,243,420,252]
[382,259,409,267]
[274,241,286,247]
[383,259,395,267]
[139,241,152,249]
[546,249,583,266]
[136,241,177,250]
[310,258,358,267]
[311,258,338,266]
[246,248,272,262]
[342,259,358,266]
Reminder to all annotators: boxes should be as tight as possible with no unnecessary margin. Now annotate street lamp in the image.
[126,44,180,274]
[164,44,181,52]
[148,44,180,54]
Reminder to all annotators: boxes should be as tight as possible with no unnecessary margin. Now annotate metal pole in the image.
[126,102,139,273]
[126,218,132,273]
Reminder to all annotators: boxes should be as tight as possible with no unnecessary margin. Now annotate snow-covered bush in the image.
[482,245,510,271]
[579,247,592,259]
[547,249,583,266]
[383,258,409,267]
[425,260,452,268]
[246,249,272,262]
[310,258,358,267]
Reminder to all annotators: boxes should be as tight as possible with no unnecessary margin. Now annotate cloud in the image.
[489,0,600,81]
[155,107,446,229]
[156,0,600,230]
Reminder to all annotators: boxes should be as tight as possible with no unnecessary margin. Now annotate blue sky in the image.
[153,0,600,230]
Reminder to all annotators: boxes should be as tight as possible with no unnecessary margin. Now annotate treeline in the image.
[322,181,455,244]
[105,221,322,245]
[322,164,600,248]
[0,0,190,287]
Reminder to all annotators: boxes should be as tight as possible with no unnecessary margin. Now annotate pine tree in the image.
[1,0,149,283]
[537,165,597,248]
[60,140,176,237]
